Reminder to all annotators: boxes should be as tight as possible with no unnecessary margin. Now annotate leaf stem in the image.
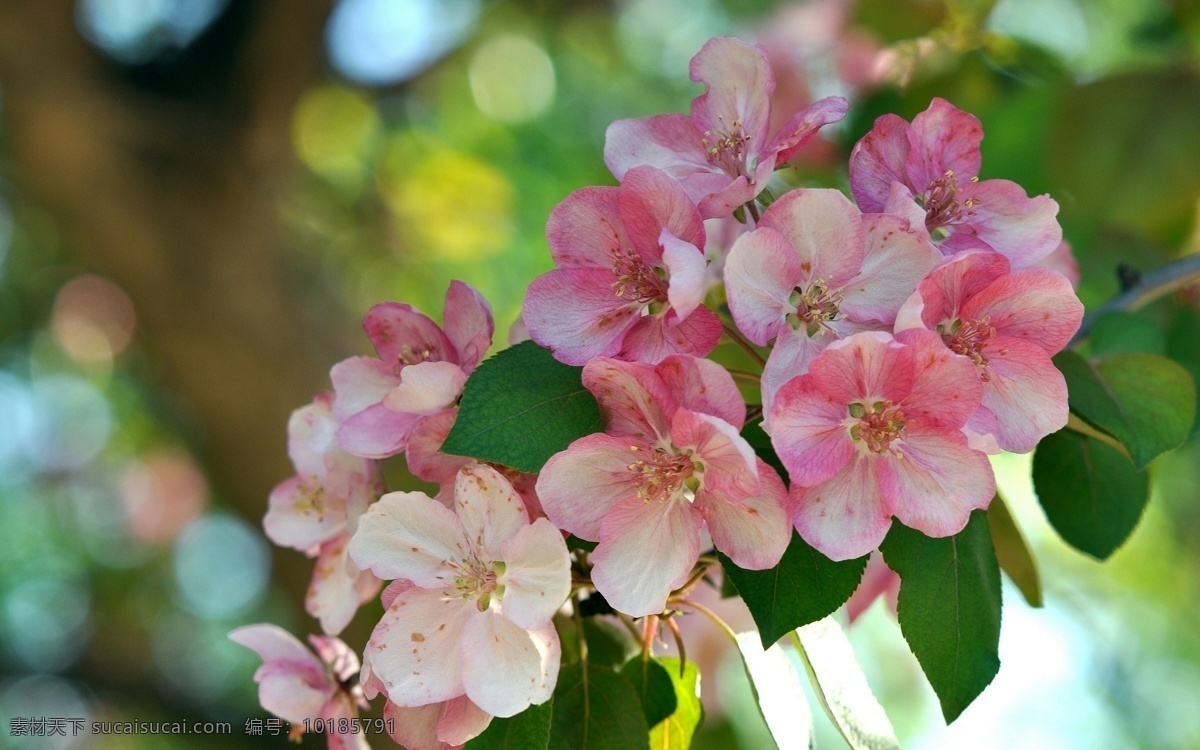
[669,597,739,645]
[746,200,762,223]
[727,369,762,385]
[722,323,767,367]
[1070,253,1200,347]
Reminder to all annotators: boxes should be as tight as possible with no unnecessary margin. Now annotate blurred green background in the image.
[0,0,1197,748]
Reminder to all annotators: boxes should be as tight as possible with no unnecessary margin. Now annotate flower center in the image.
[627,444,700,503]
[848,401,906,454]
[786,280,844,336]
[702,117,752,179]
[449,557,504,611]
[939,316,995,379]
[611,248,665,306]
[918,170,979,239]
[394,345,434,374]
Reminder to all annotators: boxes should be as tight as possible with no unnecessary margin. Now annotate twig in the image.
[1070,253,1200,347]
[722,323,767,367]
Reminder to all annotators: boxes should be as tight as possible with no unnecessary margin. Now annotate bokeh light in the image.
[75,0,230,64]
[468,35,557,123]
[120,451,208,545]
[326,0,480,85]
[51,275,137,366]
[292,85,381,189]
[172,513,269,621]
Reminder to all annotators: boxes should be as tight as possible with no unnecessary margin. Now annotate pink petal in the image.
[670,409,759,499]
[769,373,856,487]
[759,189,864,287]
[536,433,645,540]
[978,337,1070,453]
[619,166,706,265]
[604,114,710,184]
[965,406,1004,455]
[264,475,346,552]
[306,535,381,636]
[725,226,805,345]
[882,180,931,242]
[443,281,495,373]
[902,97,983,191]
[894,328,983,428]
[956,179,1062,267]
[523,268,641,366]
[330,356,399,421]
[382,361,467,414]
[840,213,941,324]
[759,325,846,422]
[285,395,343,480]
[437,696,493,746]
[253,662,331,725]
[546,186,631,267]
[335,403,423,458]
[229,624,324,669]
[308,634,361,684]
[497,518,572,629]
[661,229,708,321]
[696,174,760,220]
[582,357,672,439]
[1035,240,1081,288]
[791,454,892,561]
[363,302,456,367]
[766,96,850,164]
[406,410,470,488]
[454,464,530,561]
[878,418,994,537]
[591,495,704,617]
[323,694,372,750]
[699,458,790,570]
[849,113,911,212]
[689,37,774,148]
[617,306,722,364]
[349,490,469,587]
[366,586,470,706]
[807,332,914,406]
[384,702,448,750]
[655,355,746,429]
[461,611,560,717]
[960,266,1083,354]
[893,250,1010,333]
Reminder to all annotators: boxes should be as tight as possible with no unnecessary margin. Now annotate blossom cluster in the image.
[233,36,1082,749]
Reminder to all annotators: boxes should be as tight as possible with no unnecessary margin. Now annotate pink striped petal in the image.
[583,357,672,439]
[604,114,709,184]
[841,213,941,325]
[443,281,494,373]
[406,410,470,489]
[849,113,911,212]
[335,403,423,458]
[546,186,630,267]
[903,97,983,190]
[769,373,856,487]
[617,306,722,364]
[330,356,399,421]
[655,355,746,429]
[759,189,864,287]
[893,250,1010,333]
[619,167,706,265]
[363,302,456,367]
[767,96,850,164]
[523,268,641,366]
[791,454,892,561]
[699,458,790,570]
[960,266,1083,354]
[979,337,1070,453]
[894,328,983,427]
[808,332,914,406]
[437,696,493,746]
[536,433,644,540]
[689,37,774,148]
[725,226,804,345]
[957,179,1062,268]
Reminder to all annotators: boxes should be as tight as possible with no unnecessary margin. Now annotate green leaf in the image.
[555,615,639,669]
[986,495,1042,607]
[740,419,786,479]
[720,532,868,648]
[879,512,1002,723]
[549,663,650,750]
[465,700,553,750]
[619,657,678,729]
[1032,428,1151,560]
[1054,350,1196,469]
[648,658,703,750]
[792,618,899,750]
[733,631,814,748]
[1166,308,1200,438]
[1089,311,1166,357]
[442,340,604,473]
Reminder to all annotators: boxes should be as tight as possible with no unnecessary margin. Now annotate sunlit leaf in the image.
[648,658,703,750]
[733,631,815,749]
[620,657,678,729]
[986,494,1042,607]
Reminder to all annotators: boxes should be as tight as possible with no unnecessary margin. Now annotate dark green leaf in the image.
[740,419,786,479]
[442,340,604,473]
[1089,312,1166,357]
[549,663,649,750]
[1054,350,1196,469]
[1166,308,1200,438]
[648,658,703,750]
[555,615,639,669]
[880,512,1002,723]
[567,535,599,553]
[1032,428,1150,559]
[986,495,1042,607]
[465,700,553,750]
[721,532,868,648]
[619,657,677,728]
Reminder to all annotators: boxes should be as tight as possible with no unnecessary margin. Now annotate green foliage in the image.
[1054,350,1196,469]
[619,657,678,728]
[443,341,604,473]
[986,495,1042,607]
[648,659,703,749]
[549,663,650,750]
[556,615,640,669]
[465,700,554,750]
[1166,308,1200,438]
[880,512,1002,723]
[721,532,868,648]
[1089,312,1166,356]
[1033,428,1151,560]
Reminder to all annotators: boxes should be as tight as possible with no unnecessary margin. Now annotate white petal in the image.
[382,361,468,415]
[349,491,469,588]
[454,464,530,560]
[461,611,559,717]
[497,519,571,629]
[366,587,470,706]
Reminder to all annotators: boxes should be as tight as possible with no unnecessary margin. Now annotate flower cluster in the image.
[234,36,1083,748]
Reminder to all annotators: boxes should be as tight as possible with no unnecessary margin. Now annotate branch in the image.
[1070,253,1200,346]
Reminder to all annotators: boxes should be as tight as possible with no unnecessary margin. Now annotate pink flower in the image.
[894,250,1084,453]
[523,166,722,365]
[349,465,570,718]
[849,98,1061,267]
[537,356,791,617]
[724,188,941,419]
[770,331,995,561]
[331,281,494,458]
[605,37,848,219]
[1036,240,1081,288]
[228,624,369,749]
[264,393,381,635]
[405,408,544,518]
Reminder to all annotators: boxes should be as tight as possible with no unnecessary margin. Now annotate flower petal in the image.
[893,250,1010,333]
[960,267,1083,354]
[366,586,470,706]
[807,331,914,406]
[766,96,850,164]
[617,306,722,364]
[725,226,804,345]
[619,166,706,265]
[384,702,447,750]
[498,518,572,629]
[591,495,703,617]
[382,361,467,415]
[840,213,941,324]
[979,337,1070,453]
[306,535,381,636]
[253,662,330,725]
[791,454,892,561]
[661,229,708,321]
[670,409,759,498]
[536,433,644,540]
[454,464,530,561]
[849,113,912,212]
[769,372,856,487]
[894,328,983,428]
[689,36,774,147]
[349,490,469,587]
[655,355,746,429]
[335,403,423,459]
[903,97,983,190]
[330,356,399,421]
[461,610,560,717]
[523,268,641,366]
[264,475,346,553]
[759,189,864,287]
[604,114,709,184]
[699,458,790,570]
[546,186,631,267]
[437,696,493,746]
[363,302,456,367]
[229,624,323,669]
[443,281,495,373]
[956,179,1062,268]
[406,410,470,489]
[583,357,672,439]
